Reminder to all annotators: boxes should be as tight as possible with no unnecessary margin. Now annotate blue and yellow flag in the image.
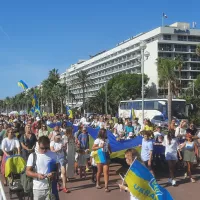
[130,108,136,120]
[66,105,73,118]
[32,94,38,107]
[80,127,142,159]
[125,160,173,200]
[92,149,107,164]
[18,80,28,90]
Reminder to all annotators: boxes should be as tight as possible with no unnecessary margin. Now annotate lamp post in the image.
[139,41,150,123]
[105,80,108,114]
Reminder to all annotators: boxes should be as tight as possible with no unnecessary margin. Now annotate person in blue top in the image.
[125,121,134,139]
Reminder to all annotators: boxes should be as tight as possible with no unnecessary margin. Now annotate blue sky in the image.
[0,0,199,98]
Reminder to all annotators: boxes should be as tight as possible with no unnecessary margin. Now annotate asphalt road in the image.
[2,164,200,200]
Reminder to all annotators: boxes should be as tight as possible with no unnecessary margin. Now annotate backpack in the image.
[21,152,37,193]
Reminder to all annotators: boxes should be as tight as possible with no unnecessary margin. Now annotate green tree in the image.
[42,68,60,113]
[175,55,184,96]
[76,70,94,113]
[157,58,178,124]
[196,44,200,57]
[88,73,149,114]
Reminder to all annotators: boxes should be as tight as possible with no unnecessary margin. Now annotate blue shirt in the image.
[125,126,134,134]
[78,133,89,150]
[141,138,153,162]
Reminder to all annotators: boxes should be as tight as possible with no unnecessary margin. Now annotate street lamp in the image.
[139,41,150,123]
[105,80,108,115]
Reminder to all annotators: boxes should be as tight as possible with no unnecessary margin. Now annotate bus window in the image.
[127,102,132,109]
[132,102,139,110]
[144,101,154,110]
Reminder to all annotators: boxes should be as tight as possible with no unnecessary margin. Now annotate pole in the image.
[141,48,145,123]
[162,15,164,27]
[105,81,108,114]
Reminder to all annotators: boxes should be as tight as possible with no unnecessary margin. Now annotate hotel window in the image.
[178,35,187,41]
[163,35,171,40]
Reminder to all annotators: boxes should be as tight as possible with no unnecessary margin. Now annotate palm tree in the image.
[42,69,60,113]
[157,58,178,125]
[196,44,200,57]
[175,55,184,96]
[76,70,94,113]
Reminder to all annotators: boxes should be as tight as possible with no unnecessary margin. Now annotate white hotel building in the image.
[60,22,200,104]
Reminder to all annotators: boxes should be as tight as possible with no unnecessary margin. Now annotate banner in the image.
[125,160,173,200]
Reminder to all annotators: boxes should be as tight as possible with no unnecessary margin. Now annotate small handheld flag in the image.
[18,80,28,90]
[124,159,173,200]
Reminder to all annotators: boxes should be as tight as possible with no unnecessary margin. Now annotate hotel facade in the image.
[60,22,200,105]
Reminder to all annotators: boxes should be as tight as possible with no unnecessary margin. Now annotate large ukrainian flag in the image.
[86,127,142,159]
[125,160,173,200]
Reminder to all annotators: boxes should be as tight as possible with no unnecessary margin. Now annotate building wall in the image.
[62,22,200,103]
[144,40,159,97]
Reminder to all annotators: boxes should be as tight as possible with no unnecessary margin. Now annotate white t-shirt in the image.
[154,131,164,139]
[175,127,186,138]
[162,135,179,155]
[94,138,109,152]
[80,117,86,124]
[50,141,65,159]
[27,151,58,190]
[114,123,124,134]
[1,137,20,152]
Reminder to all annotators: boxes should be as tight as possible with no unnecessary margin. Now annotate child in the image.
[90,151,97,183]
[141,131,154,176]
[77,149,87,179]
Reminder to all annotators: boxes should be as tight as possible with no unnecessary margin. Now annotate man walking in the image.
[26,136,59,200]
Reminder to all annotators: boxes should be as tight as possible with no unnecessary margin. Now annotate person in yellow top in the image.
[143,119,154,131]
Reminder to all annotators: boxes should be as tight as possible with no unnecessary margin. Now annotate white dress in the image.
[63,135,76,178]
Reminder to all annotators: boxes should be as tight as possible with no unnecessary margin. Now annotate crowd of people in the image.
[0,113,200,200]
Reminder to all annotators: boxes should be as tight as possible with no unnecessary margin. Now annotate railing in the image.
[158,48,173,51]
[174,48,187,52]
[191,58,200,61]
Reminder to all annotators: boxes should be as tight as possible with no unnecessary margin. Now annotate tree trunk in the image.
[51,99,54,114]
[60,98,63,114]
[179,69,181,97]
[168,81,172,126]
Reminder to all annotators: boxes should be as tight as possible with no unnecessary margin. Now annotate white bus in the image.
[118,99,188,124]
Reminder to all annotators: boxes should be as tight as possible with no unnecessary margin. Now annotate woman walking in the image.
[162,131,181,186]
[62,127,76,180]
[1,128,20,185]
[92,128,111,192]
[180,131,198,182]
[20,124,37,160]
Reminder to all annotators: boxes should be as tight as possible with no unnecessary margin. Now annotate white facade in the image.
[62,22,200,103]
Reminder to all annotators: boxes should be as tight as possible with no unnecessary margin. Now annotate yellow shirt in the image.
[144,125,153,131]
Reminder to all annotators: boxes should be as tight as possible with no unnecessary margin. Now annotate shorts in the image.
[0,149,3,157]
[165,153,178,161]
[59,158,67,167]
[144,160,153,170]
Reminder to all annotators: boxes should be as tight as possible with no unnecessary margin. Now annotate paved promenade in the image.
[1,164,200,200]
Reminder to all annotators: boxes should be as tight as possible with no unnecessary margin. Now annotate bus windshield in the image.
[172,101,186,119]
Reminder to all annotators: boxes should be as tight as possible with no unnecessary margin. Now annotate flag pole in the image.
[162,15,164,27]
